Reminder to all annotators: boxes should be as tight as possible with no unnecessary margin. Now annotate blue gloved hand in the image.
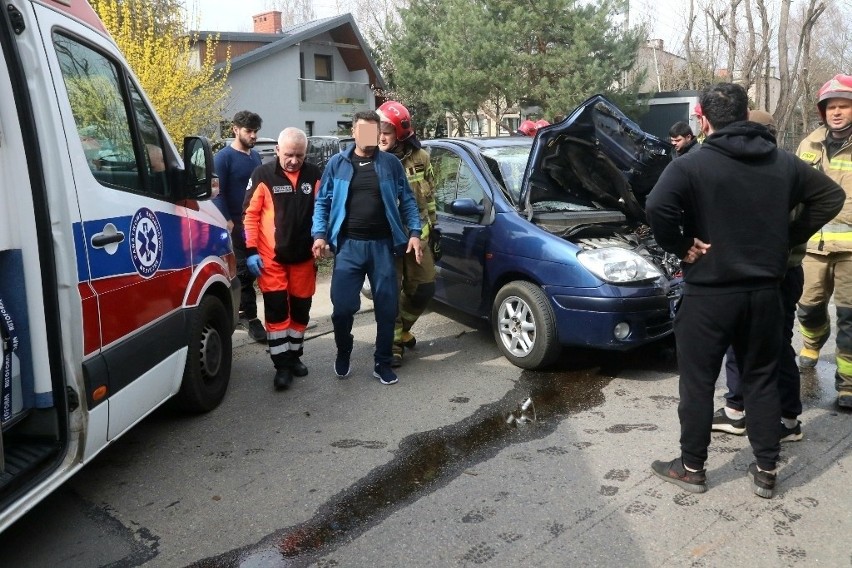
[246,254,264,277]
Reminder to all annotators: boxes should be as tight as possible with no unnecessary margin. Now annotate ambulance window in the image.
[128,82,168,195]
[53,34,165,197]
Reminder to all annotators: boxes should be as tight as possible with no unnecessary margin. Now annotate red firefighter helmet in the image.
[534,119,550,130]
[817,74,852,123]
[377,100,414,141]
[517,119,537,136]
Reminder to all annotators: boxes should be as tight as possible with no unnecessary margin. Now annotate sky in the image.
[190,0,688,51]
[189,0,339,33]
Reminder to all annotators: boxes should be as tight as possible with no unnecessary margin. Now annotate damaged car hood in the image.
[520,95,671,224]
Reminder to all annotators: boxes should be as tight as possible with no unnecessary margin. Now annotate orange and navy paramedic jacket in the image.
[243,160,322,264]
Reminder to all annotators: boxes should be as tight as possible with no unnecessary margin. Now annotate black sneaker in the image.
[748,463,776,498]
[391,353,403,368]
[248,318,267,343]
[373,363,398,385]
[779,420,803,443]
[711,407,746,435]
[273,368,292,391]
[651,457,707,493]
[838,392,852,409]
[290,357,309,377]
[334,351,351,378]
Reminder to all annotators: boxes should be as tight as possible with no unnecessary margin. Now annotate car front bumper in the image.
[547,287,675,349]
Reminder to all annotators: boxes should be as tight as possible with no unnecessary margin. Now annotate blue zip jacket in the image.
[312,146,422,253]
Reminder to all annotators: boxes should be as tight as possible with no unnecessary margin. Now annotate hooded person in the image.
[712,107,808,445]
[646,82,845,498]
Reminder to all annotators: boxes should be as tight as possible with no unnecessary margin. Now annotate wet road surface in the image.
[0,307,850,567]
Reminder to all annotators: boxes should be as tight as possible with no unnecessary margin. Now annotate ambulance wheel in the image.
[492,281,560,370]
[177,296,232,413]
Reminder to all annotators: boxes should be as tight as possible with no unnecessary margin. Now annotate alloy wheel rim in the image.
[497,295,536,357]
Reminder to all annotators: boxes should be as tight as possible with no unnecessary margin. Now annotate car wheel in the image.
[492,281,560,370]
[176,296,232,413]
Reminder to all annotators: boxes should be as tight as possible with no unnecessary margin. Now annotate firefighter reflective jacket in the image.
[398,146,437,240]
[798,126,852,253]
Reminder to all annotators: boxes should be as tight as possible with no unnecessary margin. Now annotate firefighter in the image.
[377,101,437,367]
[243,128,321,390]
[516,119,538,136]
[796,74,852,409]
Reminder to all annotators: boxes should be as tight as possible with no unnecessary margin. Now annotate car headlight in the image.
[577,248,662,283]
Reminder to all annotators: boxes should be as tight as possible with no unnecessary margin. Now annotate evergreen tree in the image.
[386,0,644,127]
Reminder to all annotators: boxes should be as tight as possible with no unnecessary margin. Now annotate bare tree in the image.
[774,0,825,139]
[685,0,696,88]
[264,0,316,27]
[739,0,770,91]
[706,0,742,79]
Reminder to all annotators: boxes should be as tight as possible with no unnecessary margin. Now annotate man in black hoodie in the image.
[646,83,845,499]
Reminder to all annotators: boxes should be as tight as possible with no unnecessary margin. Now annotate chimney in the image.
[253,11,283,34]
[646,38,664,51]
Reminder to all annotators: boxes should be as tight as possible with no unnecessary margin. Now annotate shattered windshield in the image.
[481,145,531,204]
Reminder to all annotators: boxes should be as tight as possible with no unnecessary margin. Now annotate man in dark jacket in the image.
[669,121,699,158]
[214,110,265,342]
[646,83,845,499]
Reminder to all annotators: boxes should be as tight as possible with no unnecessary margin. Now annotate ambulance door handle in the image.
[91,223,125,253]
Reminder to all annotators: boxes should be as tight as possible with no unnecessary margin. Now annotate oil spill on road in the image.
[190,367,614,568]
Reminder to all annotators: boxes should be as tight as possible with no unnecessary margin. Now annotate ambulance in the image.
[0,0,238,531]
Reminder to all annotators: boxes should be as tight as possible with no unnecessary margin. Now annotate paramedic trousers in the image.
[393,244,436,356]
[797,251,852,394]
[724,265,804,419]
[675,287,782,472]
[331,238,398,365]
[257,258,316,369]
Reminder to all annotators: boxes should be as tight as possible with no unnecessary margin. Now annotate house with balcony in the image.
[193,11,385,138]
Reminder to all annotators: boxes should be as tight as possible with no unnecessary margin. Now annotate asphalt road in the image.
[1,303,850,567]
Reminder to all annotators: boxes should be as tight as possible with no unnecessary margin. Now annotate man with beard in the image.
[214,110,265,342]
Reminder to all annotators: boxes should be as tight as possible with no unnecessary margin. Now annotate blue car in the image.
[423,95,680,369]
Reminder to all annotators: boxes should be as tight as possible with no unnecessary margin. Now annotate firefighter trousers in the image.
[393,245,435,356]
[797,252,852,393]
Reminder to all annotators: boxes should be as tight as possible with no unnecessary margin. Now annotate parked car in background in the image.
[423,95,680,370]
[215,137,277,163]
[306,135,355,173]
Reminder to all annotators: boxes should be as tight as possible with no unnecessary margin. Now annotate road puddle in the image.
[190,366,615,567]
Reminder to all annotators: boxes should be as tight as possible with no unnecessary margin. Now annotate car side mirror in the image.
[182,136,214,200]
[450,198,484,217]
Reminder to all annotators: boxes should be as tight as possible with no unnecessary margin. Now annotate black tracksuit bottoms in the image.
[674,286,783,471]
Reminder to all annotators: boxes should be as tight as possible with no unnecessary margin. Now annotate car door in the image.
[45,16,191,440]
[429,145,491,315]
